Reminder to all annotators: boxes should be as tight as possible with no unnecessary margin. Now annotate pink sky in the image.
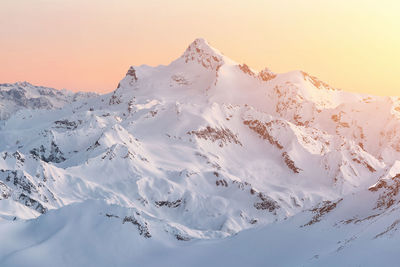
[1,0,399,95]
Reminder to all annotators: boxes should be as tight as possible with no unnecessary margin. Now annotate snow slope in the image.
[2,193,400,267]
[1,38,400,266]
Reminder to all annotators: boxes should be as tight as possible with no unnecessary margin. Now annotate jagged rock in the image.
[18,193,47,214]
[254,193,280,212]
[0,181,11,200]
[282,152,302,174]
[30,141,66,163]
[126,66,138,81]
[238,64,255,76]
[369,174,400,209]
[182,38,223,70]
[244,120,283,149]
[303,198,343,226]
[122,216,151,238]
[155,199,182,208]
[258,68,276,81]
[188,126,242,147]
[54,119,80,130]
[301,71,338,91]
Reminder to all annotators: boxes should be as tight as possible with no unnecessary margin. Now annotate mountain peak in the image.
[180,38,225,70]
[185,38,215,54]
[15,81,33,87]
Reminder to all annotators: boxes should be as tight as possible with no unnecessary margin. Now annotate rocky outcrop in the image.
[303,198,343,226]
[258,68,276,81]
[243,120,283,149]
[238,64,255,76]
[188,126,242,147]
[123,215,151,238]
[30,141,66,163]
[369,173,400,209]
[301,71,338,91]
[182,38,223,70]
[254,192,280,212]
[155,199,182,208]
[126,66,138,81]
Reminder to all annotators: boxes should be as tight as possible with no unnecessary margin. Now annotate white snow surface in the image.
[1,38,400,266]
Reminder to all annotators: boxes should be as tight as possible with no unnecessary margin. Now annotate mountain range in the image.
[1,38,400,266]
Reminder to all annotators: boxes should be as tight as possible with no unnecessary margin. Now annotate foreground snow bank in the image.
[0,198,399,267]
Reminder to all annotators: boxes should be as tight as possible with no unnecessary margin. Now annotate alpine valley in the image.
[1,39,400,266]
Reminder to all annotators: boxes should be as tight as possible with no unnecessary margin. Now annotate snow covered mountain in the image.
[0,81,97,120]
[1,38,400,266]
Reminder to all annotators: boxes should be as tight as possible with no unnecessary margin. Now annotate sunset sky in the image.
[1,0,399,95]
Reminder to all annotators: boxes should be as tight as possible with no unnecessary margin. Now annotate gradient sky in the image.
[1,0,399,95]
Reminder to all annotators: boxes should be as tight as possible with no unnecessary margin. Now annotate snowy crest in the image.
[181,38,224,70]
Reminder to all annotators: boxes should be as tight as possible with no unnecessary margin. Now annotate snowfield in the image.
[1,38,400,266]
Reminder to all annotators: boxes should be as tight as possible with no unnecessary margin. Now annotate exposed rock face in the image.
[258,68,276,81]
[254,192,280,212]
[18,193,47,214]
[243,120,284,149]
[30,141,66,163]
[369,173,400,209]
[303,198,343,226]
[239,64,255,76]
[126,66,138,81]
[0,181,11,200]
[181,38,223,70]
[188,126,242,147]
[301,71,338,91]
[123,215,152,238]
[155,199,182,208]
[282,152,302,174]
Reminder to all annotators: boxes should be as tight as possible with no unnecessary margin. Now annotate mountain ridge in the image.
[0,81,97,121]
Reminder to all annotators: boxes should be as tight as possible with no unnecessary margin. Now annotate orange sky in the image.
[1,0,399,95]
